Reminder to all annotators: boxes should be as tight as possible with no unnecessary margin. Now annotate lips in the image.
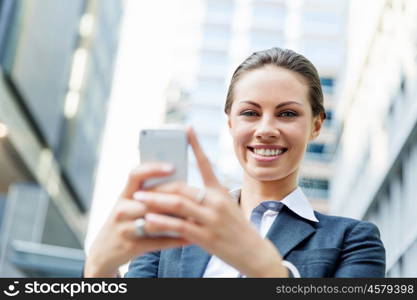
[248,144,288,150]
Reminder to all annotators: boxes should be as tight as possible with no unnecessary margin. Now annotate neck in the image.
[240,170,298,219]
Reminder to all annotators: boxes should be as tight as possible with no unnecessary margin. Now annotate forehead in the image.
[233,66,309,107]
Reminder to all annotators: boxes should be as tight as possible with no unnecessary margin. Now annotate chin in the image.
[246,168,288,182]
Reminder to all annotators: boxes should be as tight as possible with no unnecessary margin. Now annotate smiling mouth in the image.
[247,146,288,157]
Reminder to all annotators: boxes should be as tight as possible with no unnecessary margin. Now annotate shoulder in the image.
[314,211,370,227]
[311,213,386,277]
[313,211,359,229]
[313,211,381,239]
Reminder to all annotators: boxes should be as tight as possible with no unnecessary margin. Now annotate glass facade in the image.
[201,24,232,50]
[204,0,234,24]
[164,0,347,212]
[251,2,286,30]
[0,194,5,232]
[7,0,84,150]
[199,49,229,76]
[249,28,285,52]
[0,0,18,70]
[0,0,123,276]
[301,10,342,36]
[330,0,417,276]
[60,2,123,210]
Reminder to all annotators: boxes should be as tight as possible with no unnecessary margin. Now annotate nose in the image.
[254,115,280,140]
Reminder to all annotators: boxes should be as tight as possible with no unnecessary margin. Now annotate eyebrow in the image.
[238,100,303,109]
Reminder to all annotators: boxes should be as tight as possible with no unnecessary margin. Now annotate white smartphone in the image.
[139,128,188,189]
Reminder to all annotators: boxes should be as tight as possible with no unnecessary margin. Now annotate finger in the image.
[186,127,220,187]
[120,221,190,248]
[121,163,174,199]
[144,213,211,244]
[113,199,147,221]
[133,191,214,224]
[145,181,203,204]
[148,181,233,208]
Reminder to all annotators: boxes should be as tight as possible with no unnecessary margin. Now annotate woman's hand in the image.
[84,163,190,277]
[135,128,288,277]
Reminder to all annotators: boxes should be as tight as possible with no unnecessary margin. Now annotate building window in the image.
[299,177,329,189]
[299,177,329,199]
[307,143,325,154]
[305,142,331,161]
[320,77,334,94]
[324,110,332,127]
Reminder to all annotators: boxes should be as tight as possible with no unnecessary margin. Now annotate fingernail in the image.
[162,164,175,172]
[133,191,147,201]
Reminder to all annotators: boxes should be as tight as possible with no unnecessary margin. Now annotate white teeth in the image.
[253,148,284,156]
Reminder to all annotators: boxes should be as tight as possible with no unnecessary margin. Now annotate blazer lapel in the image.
[180,245,211,277]
[266,206,316,258]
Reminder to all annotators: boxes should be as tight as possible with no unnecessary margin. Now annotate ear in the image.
[227,116,232,132]
[309,113,324,141]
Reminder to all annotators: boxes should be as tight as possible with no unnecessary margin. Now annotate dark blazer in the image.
[125,206,386,277]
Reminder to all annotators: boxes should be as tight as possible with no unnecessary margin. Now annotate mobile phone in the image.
[139,128,188,238]
[139,128,188,189]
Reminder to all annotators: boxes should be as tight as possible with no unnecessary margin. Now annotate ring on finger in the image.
[196,189,206,204]
[133,217,147,238]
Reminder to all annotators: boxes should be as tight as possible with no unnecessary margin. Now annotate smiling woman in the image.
[84,48,385,278]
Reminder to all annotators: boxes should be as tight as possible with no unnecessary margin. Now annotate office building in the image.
[330,0,417,277]
[165,0,347,212]
[0,0,123,276]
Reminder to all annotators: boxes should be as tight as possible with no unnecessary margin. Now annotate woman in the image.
[84,48,385,278]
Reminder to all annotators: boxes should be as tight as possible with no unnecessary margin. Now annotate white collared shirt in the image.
[203,187,318,278]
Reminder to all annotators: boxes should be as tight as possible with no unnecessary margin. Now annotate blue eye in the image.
[279,111,297,117]
[240,110,258,117]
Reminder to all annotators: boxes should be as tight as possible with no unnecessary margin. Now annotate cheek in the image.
[231,122,253,148]
[284,120,310,144]
[229,122,253,162]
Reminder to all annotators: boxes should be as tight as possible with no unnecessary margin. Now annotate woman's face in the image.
[228,65,323,182]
